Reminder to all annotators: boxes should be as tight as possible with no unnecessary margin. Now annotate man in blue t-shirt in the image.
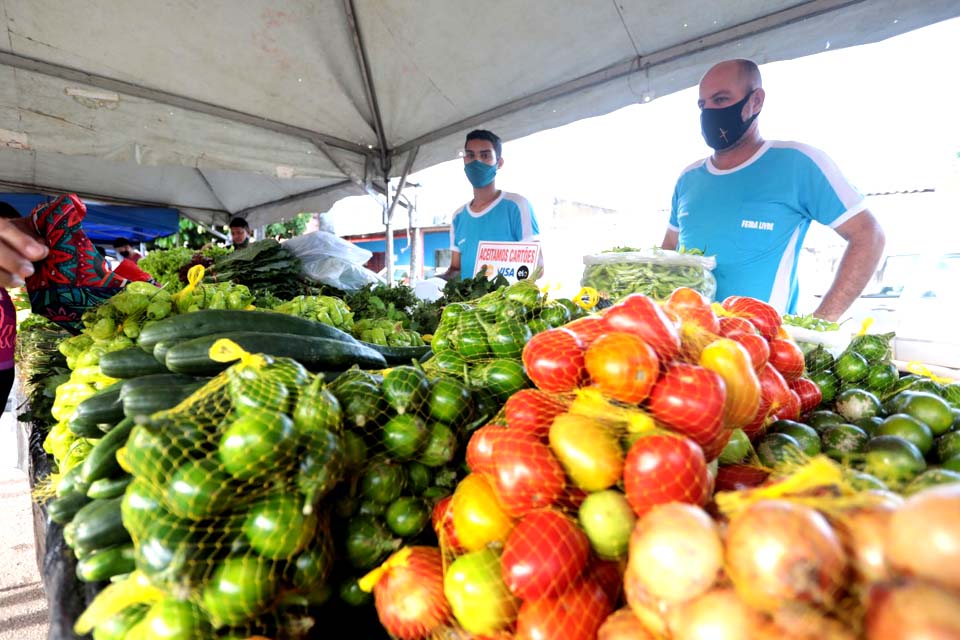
[445,129,541,281]
[661,59,885,320]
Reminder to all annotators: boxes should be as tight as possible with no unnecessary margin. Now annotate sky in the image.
[325,16,960,294]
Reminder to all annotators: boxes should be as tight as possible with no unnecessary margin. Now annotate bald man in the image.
[661,59,885,321]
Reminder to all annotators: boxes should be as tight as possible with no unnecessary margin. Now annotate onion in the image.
[668,587,766,640]
[865,579,960,639]
[829,503,898,585]
[886,484,960,591]
[626,503,723,605]
[770,603,857,640]
[623,569,669,637]
[597,607,656,640]
[725,500,848,612]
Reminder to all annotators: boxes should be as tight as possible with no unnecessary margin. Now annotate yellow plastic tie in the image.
[574,286,600,311]
[358,546,413,593]
[857,317,875,336]
[711,302,736,318]
[209,338,265,369]
[906,361,954,384]
[715,455,846,518]
[74,571,164,635]
[172,264,205,303]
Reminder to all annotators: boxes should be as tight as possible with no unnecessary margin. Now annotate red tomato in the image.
[622,432,710,517]
[586,557,625,604]
[373,546,451,640]
[504,389,567,439]
[729,332,770,371]
[522,328,587,393]
[515,578,613,640]
[720,296,782,341]
[768,338,805,380]
[646,363,726,449]
[466,424,509,475]
[742,365,797,439]
[789,377,823,416]
[501,509,590,600]
[431,496,465,554]
[601,294,681,362]
[664,287,721,334]
[564,315,609,348]
[491,430,566,518]
[585,332,659,404]
[718,316,758,336]
[714,464,771,491]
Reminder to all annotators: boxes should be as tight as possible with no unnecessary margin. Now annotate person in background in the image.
[661,59,885,321]
[0,203,22,411]
[445,129,542,280]
[229,217,252,250]
[112,237,143,263]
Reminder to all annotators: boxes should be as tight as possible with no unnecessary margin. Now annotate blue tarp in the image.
[1,193,180,244]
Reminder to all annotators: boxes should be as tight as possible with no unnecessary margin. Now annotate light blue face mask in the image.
[464,160,497,188]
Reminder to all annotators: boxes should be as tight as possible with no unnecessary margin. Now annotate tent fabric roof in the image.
[0,0,956,228]
[0,192,179,244]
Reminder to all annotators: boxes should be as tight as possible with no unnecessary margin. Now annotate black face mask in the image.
[119,249,130,257]
[700,90,758,151]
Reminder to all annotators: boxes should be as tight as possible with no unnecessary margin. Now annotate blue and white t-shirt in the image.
[669,141,866,313]
[450,191,540,279]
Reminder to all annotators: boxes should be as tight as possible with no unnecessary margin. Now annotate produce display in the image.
[580,247,717,303]
[19,249,960,640]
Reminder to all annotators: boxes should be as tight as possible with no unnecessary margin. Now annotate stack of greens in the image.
[208,240,307,303]
[15,315,71,429]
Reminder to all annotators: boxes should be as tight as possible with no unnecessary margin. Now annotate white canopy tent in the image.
[0,0,955,244]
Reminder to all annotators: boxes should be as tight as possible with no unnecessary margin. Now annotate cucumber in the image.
[56,464,88,497]
[153,339,182,366]
[93,603,149,640]
[71,385,124,434]
[73,497,130,557]
[360,341,431,366]
[121,378,206,419]
[138,309,359,351]
[165,331,388,376]
[48,491,92,525]
[100,348,168,379]
[87,475,132,500]
[80,417,135,486]
[76,543,135,582]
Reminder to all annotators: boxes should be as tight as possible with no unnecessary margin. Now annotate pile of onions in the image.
[886,484,960,591]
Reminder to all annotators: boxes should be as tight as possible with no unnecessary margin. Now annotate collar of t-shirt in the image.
[467,191,504,216]
[705,140,772,175]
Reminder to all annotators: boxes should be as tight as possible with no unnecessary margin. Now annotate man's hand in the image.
[0,218,47,287]
[661,228,679,251]
[813,210,885,321]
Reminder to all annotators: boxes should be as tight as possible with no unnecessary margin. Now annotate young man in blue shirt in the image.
[662,59,885,320]
[445,129,541,280]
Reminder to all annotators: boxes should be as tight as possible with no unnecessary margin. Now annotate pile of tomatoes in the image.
[363,289,826,639]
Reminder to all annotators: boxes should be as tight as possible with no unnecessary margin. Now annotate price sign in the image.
[473,241,541,283]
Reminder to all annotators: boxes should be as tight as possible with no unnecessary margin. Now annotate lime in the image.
[418,421,459,467]
[243,494,318,560]
[848,333,893,363]
[360,462,407,504]
[806,409,847,433]
[821,424,868,461]
[428,378,473,425]
[406,461,433,495]
[140,598,210,640]
[339,577,373,607]
[863,435,927,484]
[849,470,887,491]
[218,409,296,480]
[834,388,881,422]
[877,413,934,455]
[901,391,954,435]
[808,370,839,404]
[835,351,869,383]
[936,431,960,463]
[768,420,821,457]
[866,362,899,393]
[385,496,430,537]
[382,414,429,460]
[942,455,960,473]
[202,557,277,626]
[804,346,835,374]
[853,416,884,437]
[903,468,960,496]
[757,432,803,467]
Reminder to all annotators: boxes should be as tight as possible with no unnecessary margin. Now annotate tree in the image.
[147,217,221,250]
[265,212,314,239]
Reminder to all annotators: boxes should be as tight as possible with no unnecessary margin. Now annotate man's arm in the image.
[813,210,885,321]
[661,228,679,251]
[440,251,461,282]
[0,218,48,287]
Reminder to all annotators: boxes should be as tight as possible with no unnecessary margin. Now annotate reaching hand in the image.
[0,218,48,287]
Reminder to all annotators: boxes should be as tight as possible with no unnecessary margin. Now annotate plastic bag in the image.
[282,230,372,266]
[581,248,717,303]
[302,256,385,291]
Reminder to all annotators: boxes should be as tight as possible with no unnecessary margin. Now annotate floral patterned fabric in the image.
[25,194,126,334]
